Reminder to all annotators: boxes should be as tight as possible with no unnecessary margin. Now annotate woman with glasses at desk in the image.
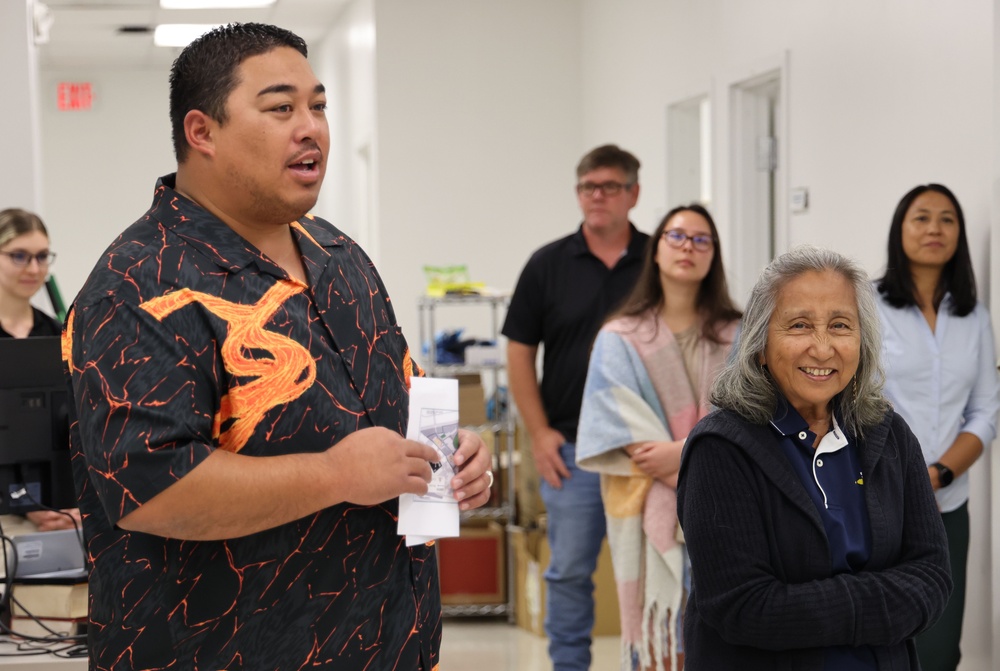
[0,208,80,532]
[0,208,60,339]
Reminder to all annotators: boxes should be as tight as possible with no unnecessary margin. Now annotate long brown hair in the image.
[613,204,741,342]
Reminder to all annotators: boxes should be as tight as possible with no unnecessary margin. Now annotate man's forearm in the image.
[117,426,441,540]
[506,343,549,435]
[118,449,341,540]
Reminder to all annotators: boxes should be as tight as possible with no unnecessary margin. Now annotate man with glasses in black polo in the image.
[503,144,649,670]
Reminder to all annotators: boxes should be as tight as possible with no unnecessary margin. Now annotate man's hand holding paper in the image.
[398,378,493,545]
[450,428,493,510]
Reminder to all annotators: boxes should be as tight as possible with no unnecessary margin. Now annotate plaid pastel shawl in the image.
[577,312,737,671]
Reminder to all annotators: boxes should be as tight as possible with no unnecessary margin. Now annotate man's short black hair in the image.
[169,22,308,162]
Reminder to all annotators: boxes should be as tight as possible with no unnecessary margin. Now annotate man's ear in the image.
[627,182,640,209]
[184,109,216,158]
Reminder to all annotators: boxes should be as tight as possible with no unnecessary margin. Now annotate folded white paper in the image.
[398,377,461,546]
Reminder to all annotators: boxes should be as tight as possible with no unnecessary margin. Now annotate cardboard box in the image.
[10,616,86,639]
[455,373,488,427]
[12,581,87,619]
[510,525,620,637]
[514,420,546,525]
[477,429,509,508]
[437,521,505,605]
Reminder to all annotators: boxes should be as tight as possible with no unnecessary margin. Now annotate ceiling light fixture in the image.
[154,24,223,47]
[160,0,276,8]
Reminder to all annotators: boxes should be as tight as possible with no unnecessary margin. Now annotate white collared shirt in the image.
[877,292,1000,512]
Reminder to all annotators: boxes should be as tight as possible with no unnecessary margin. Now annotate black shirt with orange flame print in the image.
[64,175,440,671]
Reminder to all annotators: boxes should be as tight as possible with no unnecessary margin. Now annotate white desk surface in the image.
[0,639,87,667]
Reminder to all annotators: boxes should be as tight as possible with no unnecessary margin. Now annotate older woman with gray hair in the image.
[676,246,951,670]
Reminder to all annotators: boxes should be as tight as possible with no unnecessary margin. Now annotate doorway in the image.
[667,95,712,208]
[729,66,785,302]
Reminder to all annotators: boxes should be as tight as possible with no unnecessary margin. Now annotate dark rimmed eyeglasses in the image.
[0,251,57,267]
[662,229,714,252]
[576,181,632,197]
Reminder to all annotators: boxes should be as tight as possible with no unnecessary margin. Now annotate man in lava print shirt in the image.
[63,23,492,670]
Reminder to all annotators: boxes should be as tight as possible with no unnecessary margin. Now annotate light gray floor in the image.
[441,619,619,670]
[0,618,618,668]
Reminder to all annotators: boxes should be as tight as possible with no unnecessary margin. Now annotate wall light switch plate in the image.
[790,187,809,213]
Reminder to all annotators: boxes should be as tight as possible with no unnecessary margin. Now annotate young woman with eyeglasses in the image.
[577,204,741,670]
[875,184,1000,671]
[0,208,61,339]
[0,208,80,532]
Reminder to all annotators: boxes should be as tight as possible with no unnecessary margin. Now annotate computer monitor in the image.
[0,336,77,515]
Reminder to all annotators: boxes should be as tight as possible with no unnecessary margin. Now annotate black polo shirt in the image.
[502,224,648,442]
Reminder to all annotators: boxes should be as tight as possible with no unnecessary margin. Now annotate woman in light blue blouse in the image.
[875,183,1000,671]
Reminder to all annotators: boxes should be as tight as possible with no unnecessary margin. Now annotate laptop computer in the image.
[6,528,87,583]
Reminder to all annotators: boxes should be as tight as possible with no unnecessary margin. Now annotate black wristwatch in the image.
[931,462,954,487]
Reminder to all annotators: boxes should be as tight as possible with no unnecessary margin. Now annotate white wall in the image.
[579,1,994,667]
[39,68,174,305]
[1,0,44,213]
[992,0,1000,658]
[373,0,583,345]
[312,0,377,250]
[582,0,993,294]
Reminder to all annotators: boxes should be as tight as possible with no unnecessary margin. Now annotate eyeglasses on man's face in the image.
[662,229,714,252]
[576,181,632,198]
[0,250,58,267]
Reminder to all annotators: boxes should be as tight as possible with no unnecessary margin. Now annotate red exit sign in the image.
[57,82,93,111]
